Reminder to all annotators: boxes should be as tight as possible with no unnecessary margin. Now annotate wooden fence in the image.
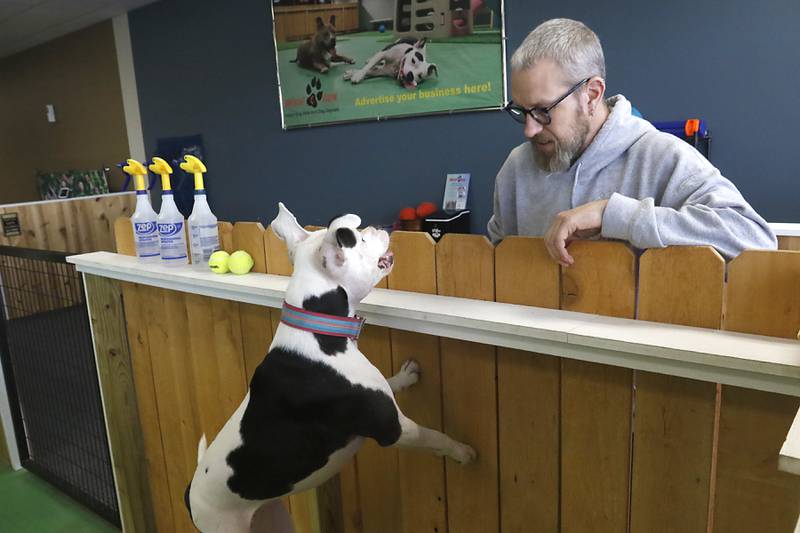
[0,193,134,319]
[110,218,800,533]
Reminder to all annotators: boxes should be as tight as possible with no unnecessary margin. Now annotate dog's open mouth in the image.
[378,251,394,270]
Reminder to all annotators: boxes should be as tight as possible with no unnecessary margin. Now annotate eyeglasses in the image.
[504,77,591,126]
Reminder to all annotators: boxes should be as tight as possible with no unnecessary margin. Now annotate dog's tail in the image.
[197,434,208,464]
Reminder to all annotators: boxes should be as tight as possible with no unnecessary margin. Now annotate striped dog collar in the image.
[280,301,366,340]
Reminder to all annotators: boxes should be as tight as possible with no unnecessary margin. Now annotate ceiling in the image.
[0,0,159,59]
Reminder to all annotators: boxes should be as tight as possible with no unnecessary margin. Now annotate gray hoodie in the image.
[487,95,777,259]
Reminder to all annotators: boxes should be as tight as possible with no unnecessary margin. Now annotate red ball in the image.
[399,207,417,220]
[416,201,437,218]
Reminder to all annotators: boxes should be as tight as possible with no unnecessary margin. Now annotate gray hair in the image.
[510,18,606,83]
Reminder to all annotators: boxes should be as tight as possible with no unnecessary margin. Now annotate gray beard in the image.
[531,114,591,173]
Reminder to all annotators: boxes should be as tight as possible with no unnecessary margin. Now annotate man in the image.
[487,18,776,265]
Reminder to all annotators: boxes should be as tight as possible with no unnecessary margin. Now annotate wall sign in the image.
[270,0,507,129]
[2,213,21,237]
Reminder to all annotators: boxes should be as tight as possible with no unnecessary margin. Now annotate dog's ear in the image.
[426,63,438,78]
[271,202,309,254]
[326,214,361,248]
[329,15,336,27]
[315,16,324,29]
[414,37,427,49]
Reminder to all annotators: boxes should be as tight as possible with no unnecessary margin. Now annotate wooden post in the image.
[560,241,636,533]
[715,250,800,532]
[632,246,724,533]
[388,231,447,533]
[495,237,561,533]
[437,233,499,533]
[84,274,156,532]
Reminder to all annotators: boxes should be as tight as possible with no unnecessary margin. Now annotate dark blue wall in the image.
[129,0,799,230]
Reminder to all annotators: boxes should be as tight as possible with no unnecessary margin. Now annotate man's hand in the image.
[544,199,609,266]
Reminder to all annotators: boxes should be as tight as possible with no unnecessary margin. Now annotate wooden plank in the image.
[638,246,725,329]
[777,236,800,251]
[436,233,495,301]
[725,250,800,339]
[354,323,401,533]
[632,247,723,533]
[265,225,291,350]
[121,282,176,532]
[218,221,234,253]
[85,196,115,252]
[339,459,363,533]
[141,285,201,533]
[39,200,66,252]
[25,204,47,249]
[715,250,800,532]
[232,222,267,273]
[84,274,156,532]
[437,233,499,533]
[265,225,293,278]
[495,237,560,533]
[60,198,82,253]
[232,222,272,382]
[184,294,248,439]
[560,241,634,533]
[114,217,136,256]
[387,231,446,533]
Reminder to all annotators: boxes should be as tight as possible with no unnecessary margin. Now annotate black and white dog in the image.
[343,37,438,89]
[185,203,476,532]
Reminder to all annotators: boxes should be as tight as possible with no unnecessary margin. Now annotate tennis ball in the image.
[229,250,254,275]
[208,251,230,274]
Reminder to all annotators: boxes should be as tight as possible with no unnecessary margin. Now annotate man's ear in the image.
[270,202,309,253]
[585,76,606,114]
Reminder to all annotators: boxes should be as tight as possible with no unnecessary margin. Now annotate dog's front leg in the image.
[313,61,330,73]
[394,415,477,464]
[331,52,355,64]
[345,52,389,83]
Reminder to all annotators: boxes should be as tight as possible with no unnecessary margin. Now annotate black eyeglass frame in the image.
[504,77,591,126]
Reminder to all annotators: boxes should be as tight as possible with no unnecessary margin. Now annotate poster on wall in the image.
[270,0,506,129]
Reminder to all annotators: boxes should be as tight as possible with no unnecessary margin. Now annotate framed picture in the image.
[270,0,506,128]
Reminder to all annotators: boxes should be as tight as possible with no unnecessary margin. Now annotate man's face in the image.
[511,59,591,172]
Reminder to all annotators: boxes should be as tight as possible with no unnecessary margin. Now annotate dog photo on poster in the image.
[270,0,506,128]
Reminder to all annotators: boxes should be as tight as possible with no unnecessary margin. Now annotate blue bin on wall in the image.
[651,118,711,159]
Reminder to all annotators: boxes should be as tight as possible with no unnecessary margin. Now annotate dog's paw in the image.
[350,71,365,84]
[388,359,420,392]
[397,359,420,386]
[305,77,323,107]
[450,442,477,464]
[346,58,356,64]
[343,69,353,80]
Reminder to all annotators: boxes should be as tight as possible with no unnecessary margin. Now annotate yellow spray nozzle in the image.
[179,155,207,190]
[122,159,148,191]
[149,157,174,191]
[122,158,147,177]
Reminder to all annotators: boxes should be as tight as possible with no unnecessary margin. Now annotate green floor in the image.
[0,466,118,532]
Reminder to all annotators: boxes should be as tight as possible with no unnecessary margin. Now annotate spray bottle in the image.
[181,155,220,269]
[123,158,160,262]
[150,157,188,266]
